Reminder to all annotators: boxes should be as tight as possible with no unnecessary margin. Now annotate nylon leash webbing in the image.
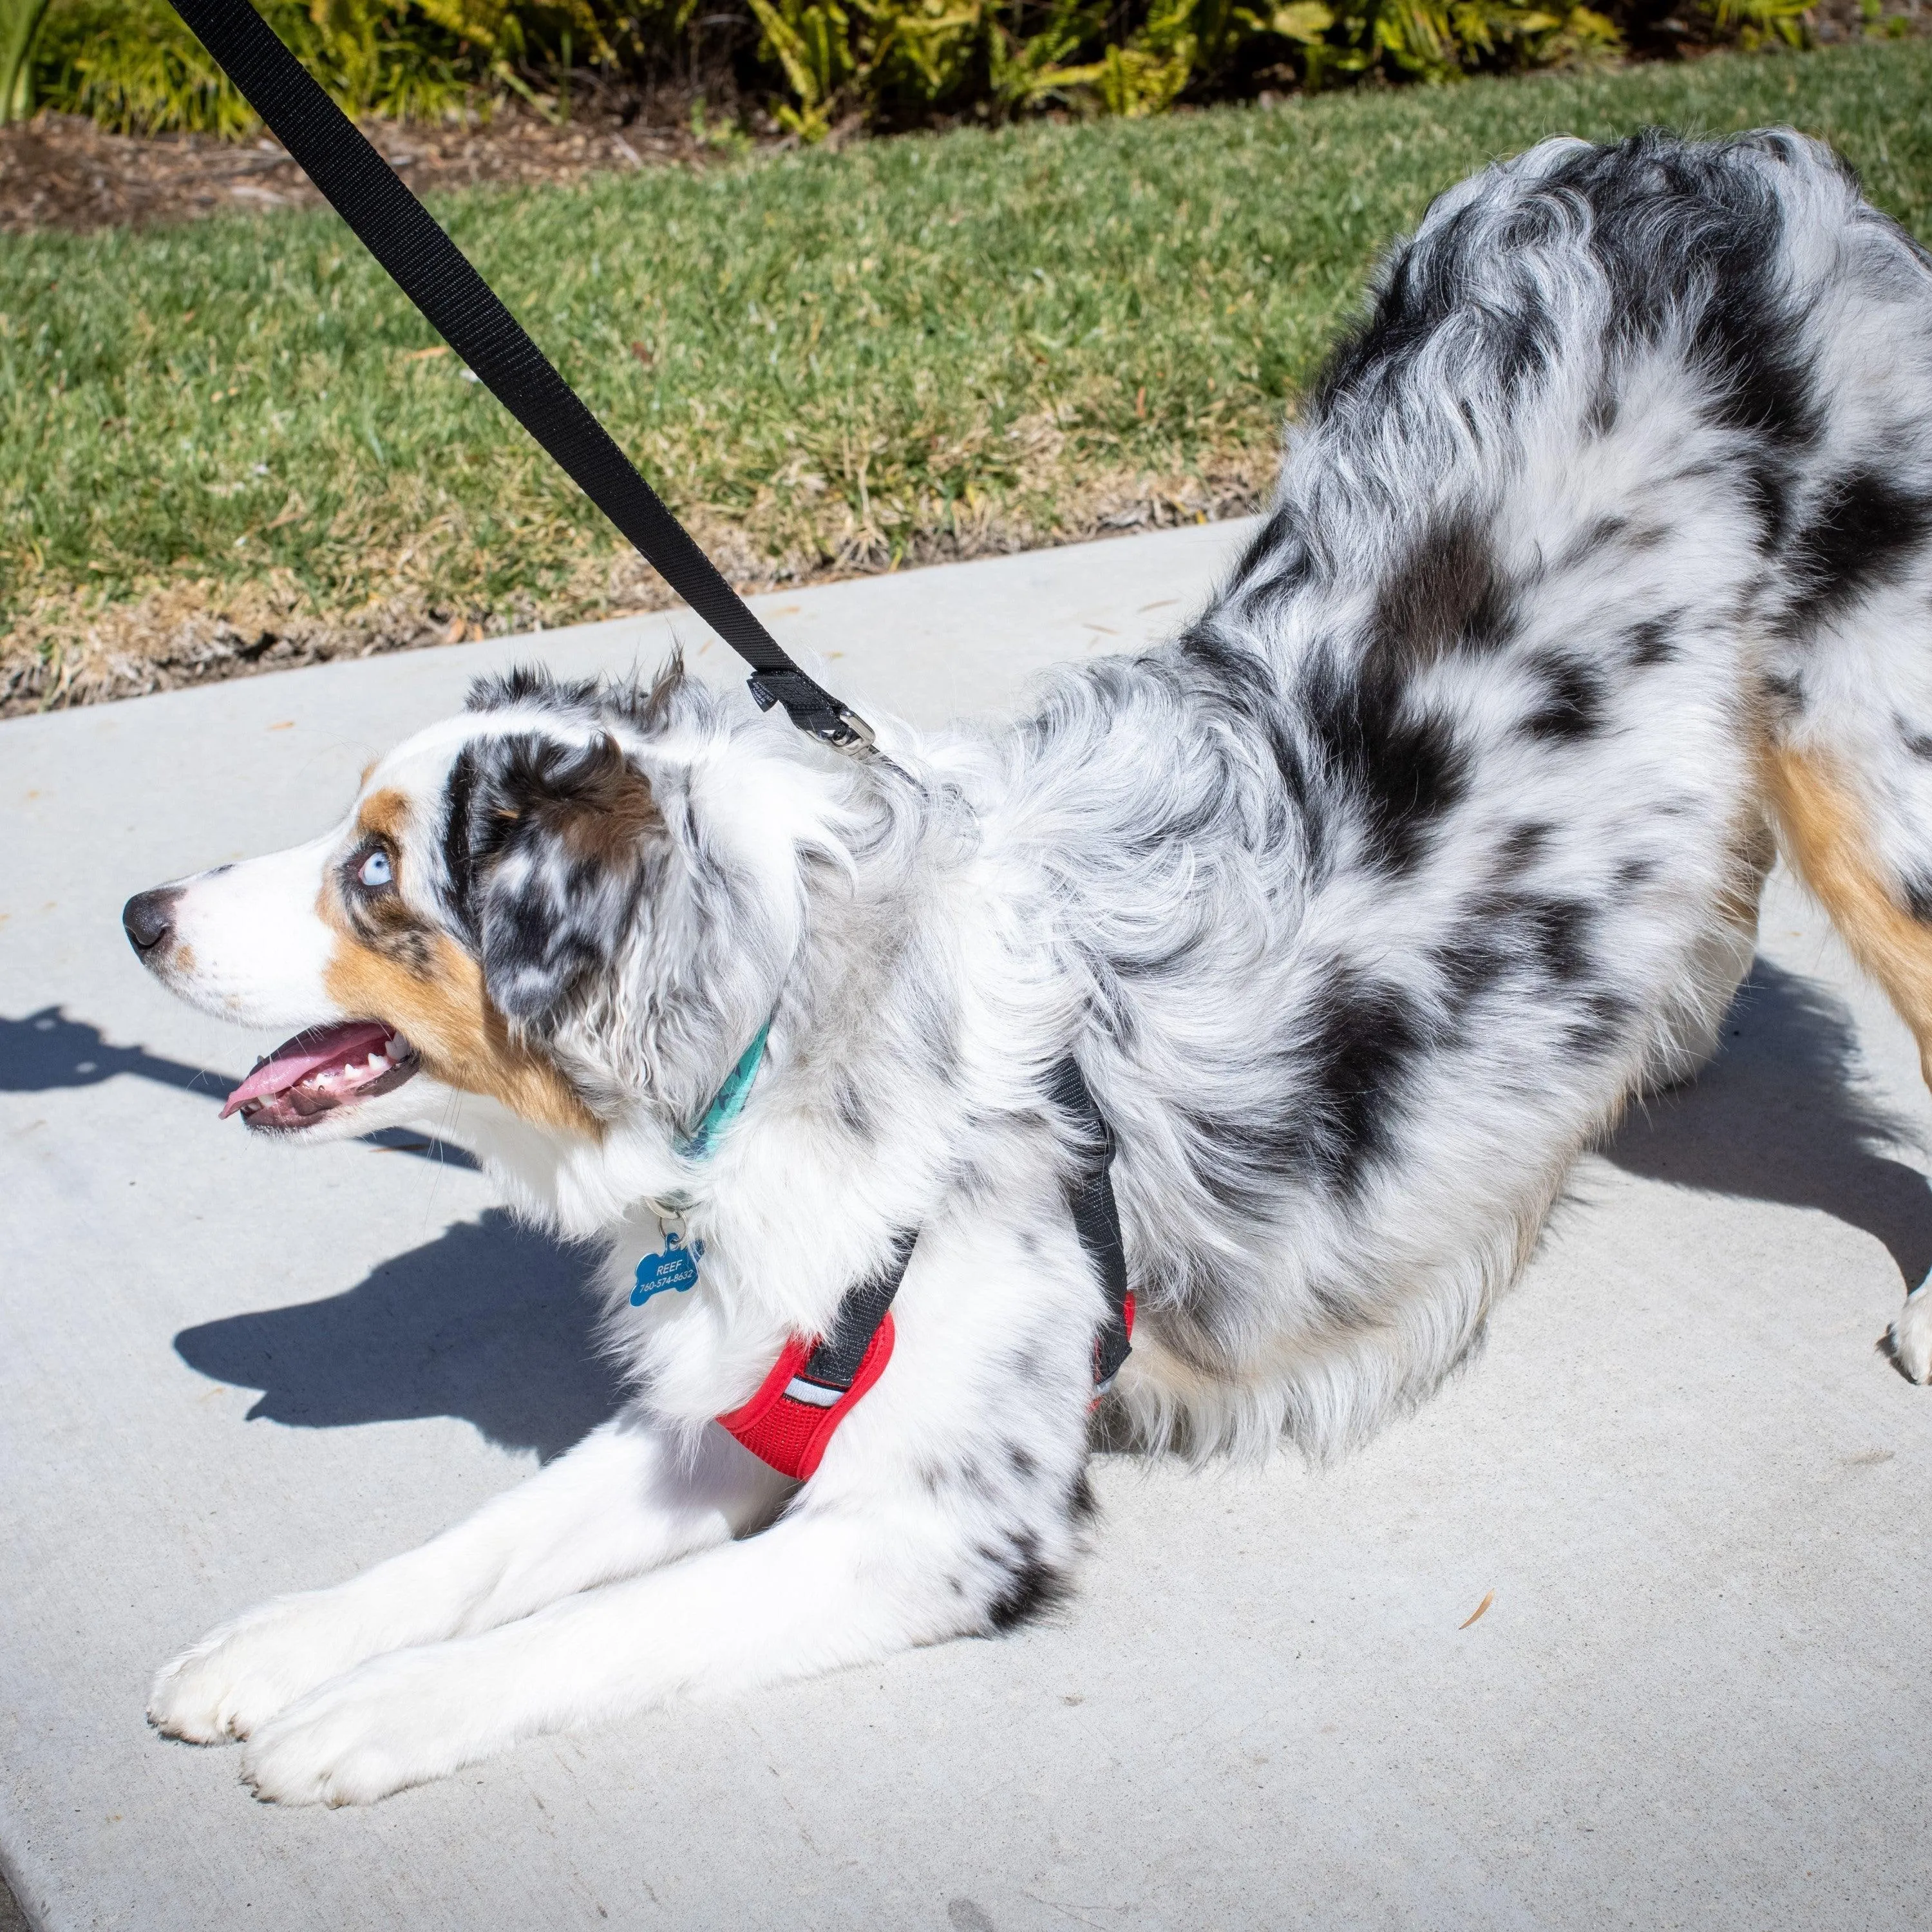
[164,0,877,756]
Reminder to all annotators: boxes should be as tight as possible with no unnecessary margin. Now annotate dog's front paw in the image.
[1889,1281,1932,1385]
[149,1595,368,1745]
[239,1651,480,1807]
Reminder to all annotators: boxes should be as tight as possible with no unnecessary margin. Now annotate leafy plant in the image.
[1708,0,1809,50]
[727,0,1623,135]
[2,0,55,122]
[33,0,529,135]
[741,0,857,137]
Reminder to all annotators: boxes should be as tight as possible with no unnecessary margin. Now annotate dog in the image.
[124,128,1932,1806]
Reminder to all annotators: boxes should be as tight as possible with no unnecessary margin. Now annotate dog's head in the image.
[124,663,814,1144]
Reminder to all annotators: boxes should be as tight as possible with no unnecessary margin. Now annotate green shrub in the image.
[33,0,502,132]
[723,0,1626,138]
[3,0,54,121]
[27,0,1809,142]
[1706,0,1811,51]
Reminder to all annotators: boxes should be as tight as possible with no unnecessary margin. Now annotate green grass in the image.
[6,40,1932,692]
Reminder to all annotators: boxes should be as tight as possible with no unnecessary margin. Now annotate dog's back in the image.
[994,130,1932,1452]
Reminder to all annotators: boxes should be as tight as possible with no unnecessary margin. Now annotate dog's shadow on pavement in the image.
[0,1005,615,1459]
[173,1211,627,1463]
[22,966,1924,1466]
[0,1005,474,1164]
[1604,958,1932,1290]
[0,1003,236,1097]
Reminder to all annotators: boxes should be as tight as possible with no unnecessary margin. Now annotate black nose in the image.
[123,887,182,956]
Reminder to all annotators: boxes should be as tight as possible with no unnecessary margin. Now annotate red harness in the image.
[717,1059,1134,1481]
[716,1240,909,1481]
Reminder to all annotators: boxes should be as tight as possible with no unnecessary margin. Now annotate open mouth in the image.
[222,1020,421,1131]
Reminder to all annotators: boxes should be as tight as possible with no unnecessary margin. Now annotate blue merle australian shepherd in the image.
[124,129,1932,1804]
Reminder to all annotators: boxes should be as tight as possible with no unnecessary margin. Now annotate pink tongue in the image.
[222,1021,393,1119]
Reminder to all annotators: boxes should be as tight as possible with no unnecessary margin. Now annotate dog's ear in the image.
[446,732,664,1027]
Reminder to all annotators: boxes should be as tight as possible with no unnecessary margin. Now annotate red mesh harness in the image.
[717,1057,1135,1481]
[715,1235,912,1482]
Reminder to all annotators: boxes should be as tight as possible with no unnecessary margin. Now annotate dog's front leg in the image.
[149,1412,790,1746]
[238,1501,1027,1806]
[236,1209,1103,1805]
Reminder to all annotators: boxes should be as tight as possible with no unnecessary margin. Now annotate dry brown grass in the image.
[1,452,1271,715]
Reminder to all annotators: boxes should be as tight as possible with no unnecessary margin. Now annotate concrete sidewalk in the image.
[3,520,1931,1931]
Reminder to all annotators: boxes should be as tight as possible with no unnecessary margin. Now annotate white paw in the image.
[240,1651,480,1807]
[148,1594,371,1745]
[1890,1282,1932,1385]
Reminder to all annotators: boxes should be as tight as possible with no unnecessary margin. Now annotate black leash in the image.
[164,0,880,759]
[164,6,1138,1448]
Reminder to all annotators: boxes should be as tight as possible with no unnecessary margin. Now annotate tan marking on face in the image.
[356,788,410,846]
[323,928,602,1137]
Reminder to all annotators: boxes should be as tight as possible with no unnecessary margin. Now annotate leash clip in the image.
[819,708,879,759]
[746,672,880,761]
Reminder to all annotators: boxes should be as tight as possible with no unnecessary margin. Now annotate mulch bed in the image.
[0,96,769,236]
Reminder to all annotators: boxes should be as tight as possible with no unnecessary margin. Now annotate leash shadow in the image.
[1602,958,1932,1289]
[173,1209,626,1463]
[0,1004,475,1166]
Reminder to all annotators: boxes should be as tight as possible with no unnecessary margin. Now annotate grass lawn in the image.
[6,41,1932,709]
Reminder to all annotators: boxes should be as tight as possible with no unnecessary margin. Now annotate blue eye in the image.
[356,849,394,890]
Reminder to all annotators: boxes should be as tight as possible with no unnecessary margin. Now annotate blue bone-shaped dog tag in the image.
[632,1229,704,1307]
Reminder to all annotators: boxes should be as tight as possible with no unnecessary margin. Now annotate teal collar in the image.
[673,1023,772,1164]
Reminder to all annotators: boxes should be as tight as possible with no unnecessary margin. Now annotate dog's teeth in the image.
[386,1034,410,1061]
[367,1051,386,1072]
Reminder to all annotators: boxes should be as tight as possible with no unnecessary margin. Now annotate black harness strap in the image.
[805,1056,1133,1397]
[790,1231,918,1402]
[716,1054,1134,1479]
[164,0,877,757]
[1046,1055,1135,1388]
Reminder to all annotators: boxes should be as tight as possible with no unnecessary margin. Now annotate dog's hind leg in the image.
[148,1412,792,1747]
[1763,738,1932,1379]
